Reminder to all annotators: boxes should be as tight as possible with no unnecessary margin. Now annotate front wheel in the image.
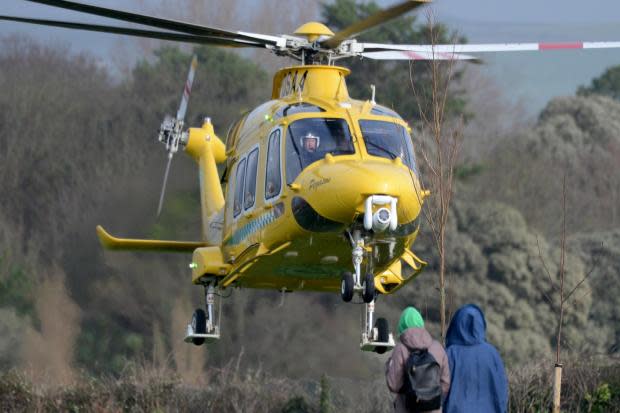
[362,273,375,303]
[341,272,354,302]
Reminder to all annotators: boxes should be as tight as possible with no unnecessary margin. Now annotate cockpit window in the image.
[359,120,418,173]
[370,105,403,120]
[274,103,324,120]
[286,118,354,184]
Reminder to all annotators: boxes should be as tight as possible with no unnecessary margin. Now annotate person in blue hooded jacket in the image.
[443,304,508,413]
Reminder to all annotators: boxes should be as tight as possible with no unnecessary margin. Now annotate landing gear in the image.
[184,280,222,345]
[360,299,395,353]
[344,229,395,353]
[343,231,374,304]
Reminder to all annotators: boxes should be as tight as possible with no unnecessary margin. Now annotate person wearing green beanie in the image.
[386,306,450,413]
[398,306,425,335]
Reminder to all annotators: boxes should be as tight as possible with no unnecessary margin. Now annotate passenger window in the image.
[244,148,259,210]
[265,130,281,200]
[233,158,246,218]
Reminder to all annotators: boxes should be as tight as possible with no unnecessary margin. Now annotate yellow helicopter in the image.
[5,0,620,353]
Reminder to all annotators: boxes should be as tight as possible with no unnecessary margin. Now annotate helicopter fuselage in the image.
[187,65,427,295]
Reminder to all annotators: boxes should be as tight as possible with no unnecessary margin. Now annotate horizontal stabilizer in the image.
[96,225,207,253]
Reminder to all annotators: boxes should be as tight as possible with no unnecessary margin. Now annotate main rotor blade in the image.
[360,41,620,53]
[0,15,262,47]
[321,0,431,49]
[362,50,479,61]
[24,0,285,47]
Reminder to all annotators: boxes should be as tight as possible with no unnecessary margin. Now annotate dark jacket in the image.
[386,327,451,413]
[443,304,508,413]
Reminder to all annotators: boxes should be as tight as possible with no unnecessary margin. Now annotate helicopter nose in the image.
[293,158,424,226]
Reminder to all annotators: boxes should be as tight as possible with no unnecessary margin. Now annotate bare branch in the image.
[541,289,556,311]
[564,288,592,312]
[536,236,559,294]
[409,62,431,127]
[564,248,601,302]
[559,174,567,305]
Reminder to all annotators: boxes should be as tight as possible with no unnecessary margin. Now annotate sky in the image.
[431,0,620,113]
[3,0,620,114]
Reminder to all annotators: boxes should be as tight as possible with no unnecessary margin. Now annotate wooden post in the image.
[552,363,563,413]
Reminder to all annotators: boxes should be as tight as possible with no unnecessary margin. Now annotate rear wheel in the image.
[341,272,354,302]
[191,308,206,346]
[362,273,375,303]
[374,317,389,354]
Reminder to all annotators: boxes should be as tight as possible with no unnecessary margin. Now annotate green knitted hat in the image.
[398,306,424,335]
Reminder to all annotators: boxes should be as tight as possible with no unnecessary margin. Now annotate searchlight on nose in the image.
[364,195,398,232]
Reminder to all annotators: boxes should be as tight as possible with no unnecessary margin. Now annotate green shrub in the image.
[585,382,612,412]
[282,396,312,413]
[0,260,34,318]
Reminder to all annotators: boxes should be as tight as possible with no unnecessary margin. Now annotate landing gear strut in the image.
[184,279,222,345]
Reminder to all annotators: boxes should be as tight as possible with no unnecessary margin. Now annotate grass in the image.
[0,356,619,412]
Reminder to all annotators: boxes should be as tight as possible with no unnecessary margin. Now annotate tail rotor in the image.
[156,54,198,216]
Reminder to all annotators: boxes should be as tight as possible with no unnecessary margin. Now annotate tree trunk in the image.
[439,228,446,342]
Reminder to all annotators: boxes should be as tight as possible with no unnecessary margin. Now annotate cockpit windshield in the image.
[286,118,354,184]
[359,120,418,174]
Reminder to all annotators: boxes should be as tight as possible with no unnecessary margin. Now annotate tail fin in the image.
[185,118,227,245]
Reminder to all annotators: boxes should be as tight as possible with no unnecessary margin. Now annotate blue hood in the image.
[446,304,486,346]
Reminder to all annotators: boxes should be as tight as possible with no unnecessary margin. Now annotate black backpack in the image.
[402,349,442,412]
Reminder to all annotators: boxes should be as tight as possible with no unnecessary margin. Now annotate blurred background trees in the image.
[0,1,618,401]
[578,65,620,101]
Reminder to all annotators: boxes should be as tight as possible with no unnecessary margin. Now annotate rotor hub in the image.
[293,22,334,43]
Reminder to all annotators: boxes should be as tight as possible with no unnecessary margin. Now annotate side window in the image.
[233,158,247,218]
[265,130,281,200]
[244,148,259,210]
[401,127,419,175]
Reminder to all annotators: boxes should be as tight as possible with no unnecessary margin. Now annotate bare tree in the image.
[536,175,599,413]
[410,11,464,340]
